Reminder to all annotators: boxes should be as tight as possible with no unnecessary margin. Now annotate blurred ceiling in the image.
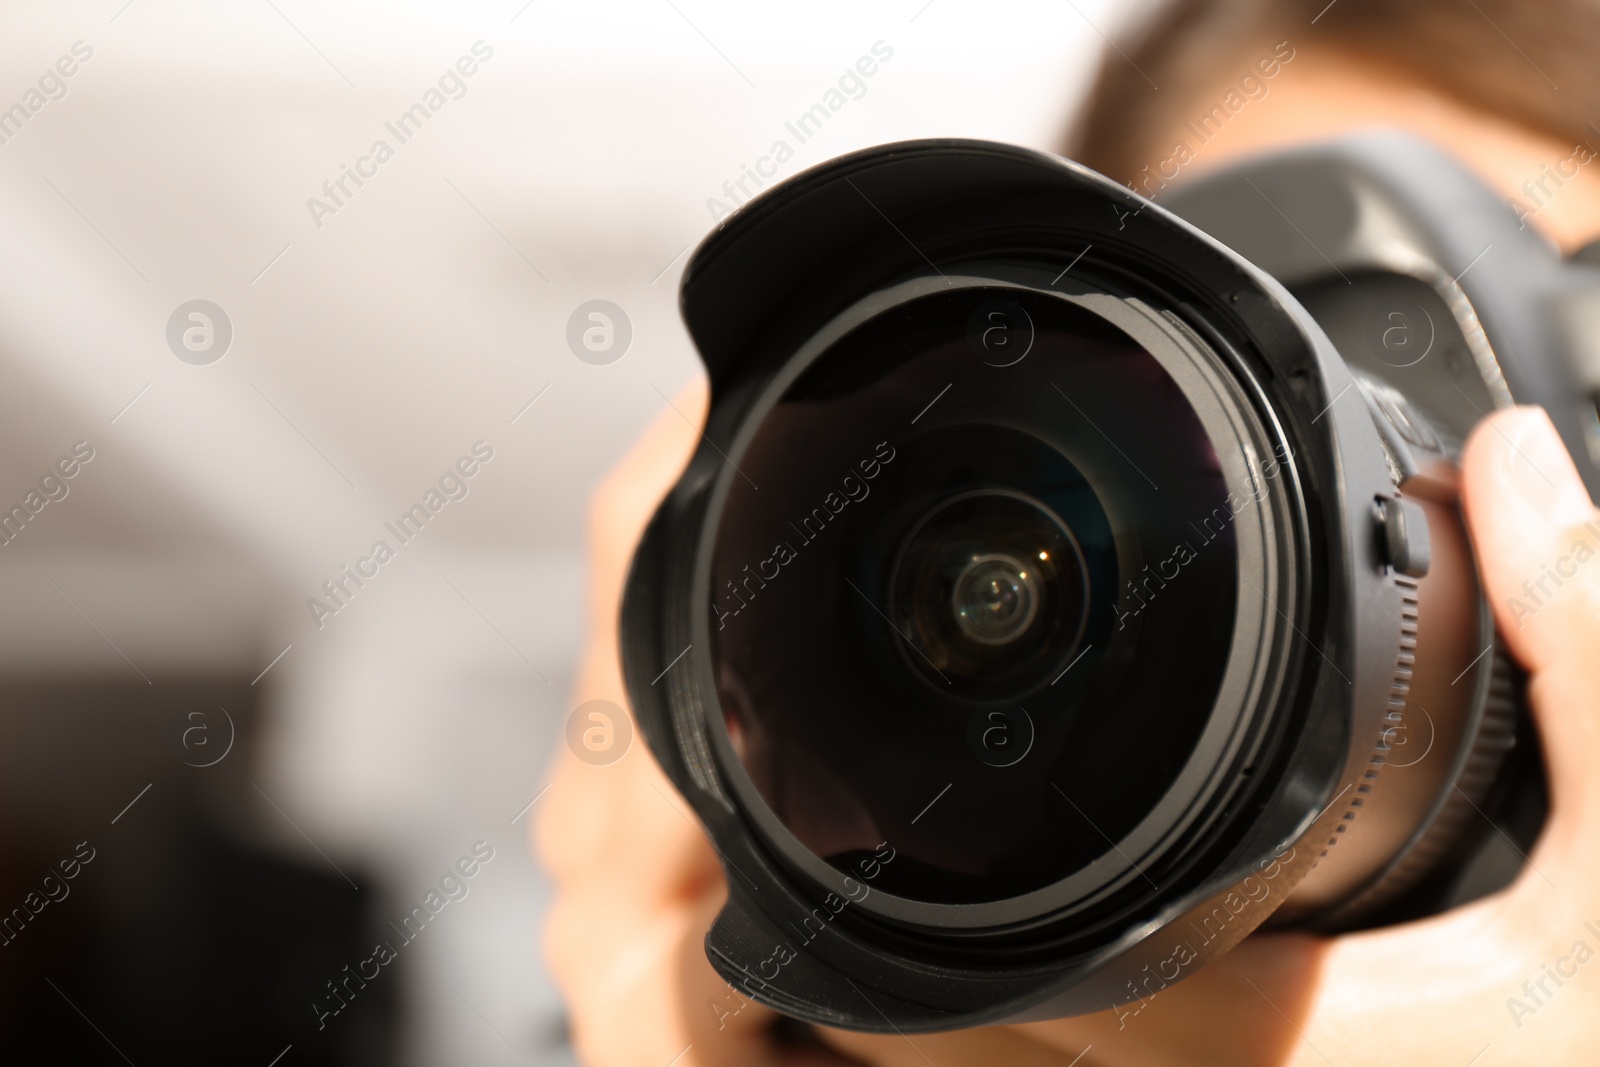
[0,0,1106,677]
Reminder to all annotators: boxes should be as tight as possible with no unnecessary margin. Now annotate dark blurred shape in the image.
[0,679,396,1065]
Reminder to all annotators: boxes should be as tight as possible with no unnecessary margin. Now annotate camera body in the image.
[622,133,1599,1030]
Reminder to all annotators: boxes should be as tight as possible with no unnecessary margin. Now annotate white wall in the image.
[0,2,1116,1062]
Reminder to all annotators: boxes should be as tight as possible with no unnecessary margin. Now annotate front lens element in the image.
[893,491,1087,694]
[709,284,1241,906]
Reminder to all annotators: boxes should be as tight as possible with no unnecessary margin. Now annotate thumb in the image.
[1461,405,1600,669]
[1461,405,1600,861]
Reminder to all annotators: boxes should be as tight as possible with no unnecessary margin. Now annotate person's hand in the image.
[541,396,1600,1067]
[537,379,862,1066]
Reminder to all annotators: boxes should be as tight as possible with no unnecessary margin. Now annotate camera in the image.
[621,132,1600,1030]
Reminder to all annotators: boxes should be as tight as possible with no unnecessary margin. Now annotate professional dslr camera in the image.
[622,132,1600,1030]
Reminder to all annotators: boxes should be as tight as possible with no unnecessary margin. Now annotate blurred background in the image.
[0,1,1118,1062]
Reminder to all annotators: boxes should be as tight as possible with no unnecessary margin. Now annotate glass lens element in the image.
[710,286,1237,905]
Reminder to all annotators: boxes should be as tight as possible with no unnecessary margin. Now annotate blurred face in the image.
[1150,46,1600,253]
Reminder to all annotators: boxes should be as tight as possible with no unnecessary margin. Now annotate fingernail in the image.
[1500,406,1596,529]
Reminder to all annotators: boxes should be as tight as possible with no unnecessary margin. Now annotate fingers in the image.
[541,375,767,1066]
[550,877,766,1067]
[1000,933,1327,1067]
[583,376,711,685]
[537,742,720,900]
[537,375,711,891]
[823,1023,1096,1067]
[1461,405,1600,866]
[1461,405,1600,669]
[553,872,877,1067]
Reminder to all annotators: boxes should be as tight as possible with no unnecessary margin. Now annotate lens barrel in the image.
[622,135,1554,1030]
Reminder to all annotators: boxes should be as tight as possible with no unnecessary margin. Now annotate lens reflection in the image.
[892,490,1087,694]
[954,554,1038,645]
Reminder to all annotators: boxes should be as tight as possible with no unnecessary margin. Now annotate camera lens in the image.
[953,554,1036,644]
[625,139,1532,1029]
[706,283,1248,908]
[892,491,1087,693]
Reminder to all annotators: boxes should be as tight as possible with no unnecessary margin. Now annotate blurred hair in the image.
[1067,0,1600,183]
